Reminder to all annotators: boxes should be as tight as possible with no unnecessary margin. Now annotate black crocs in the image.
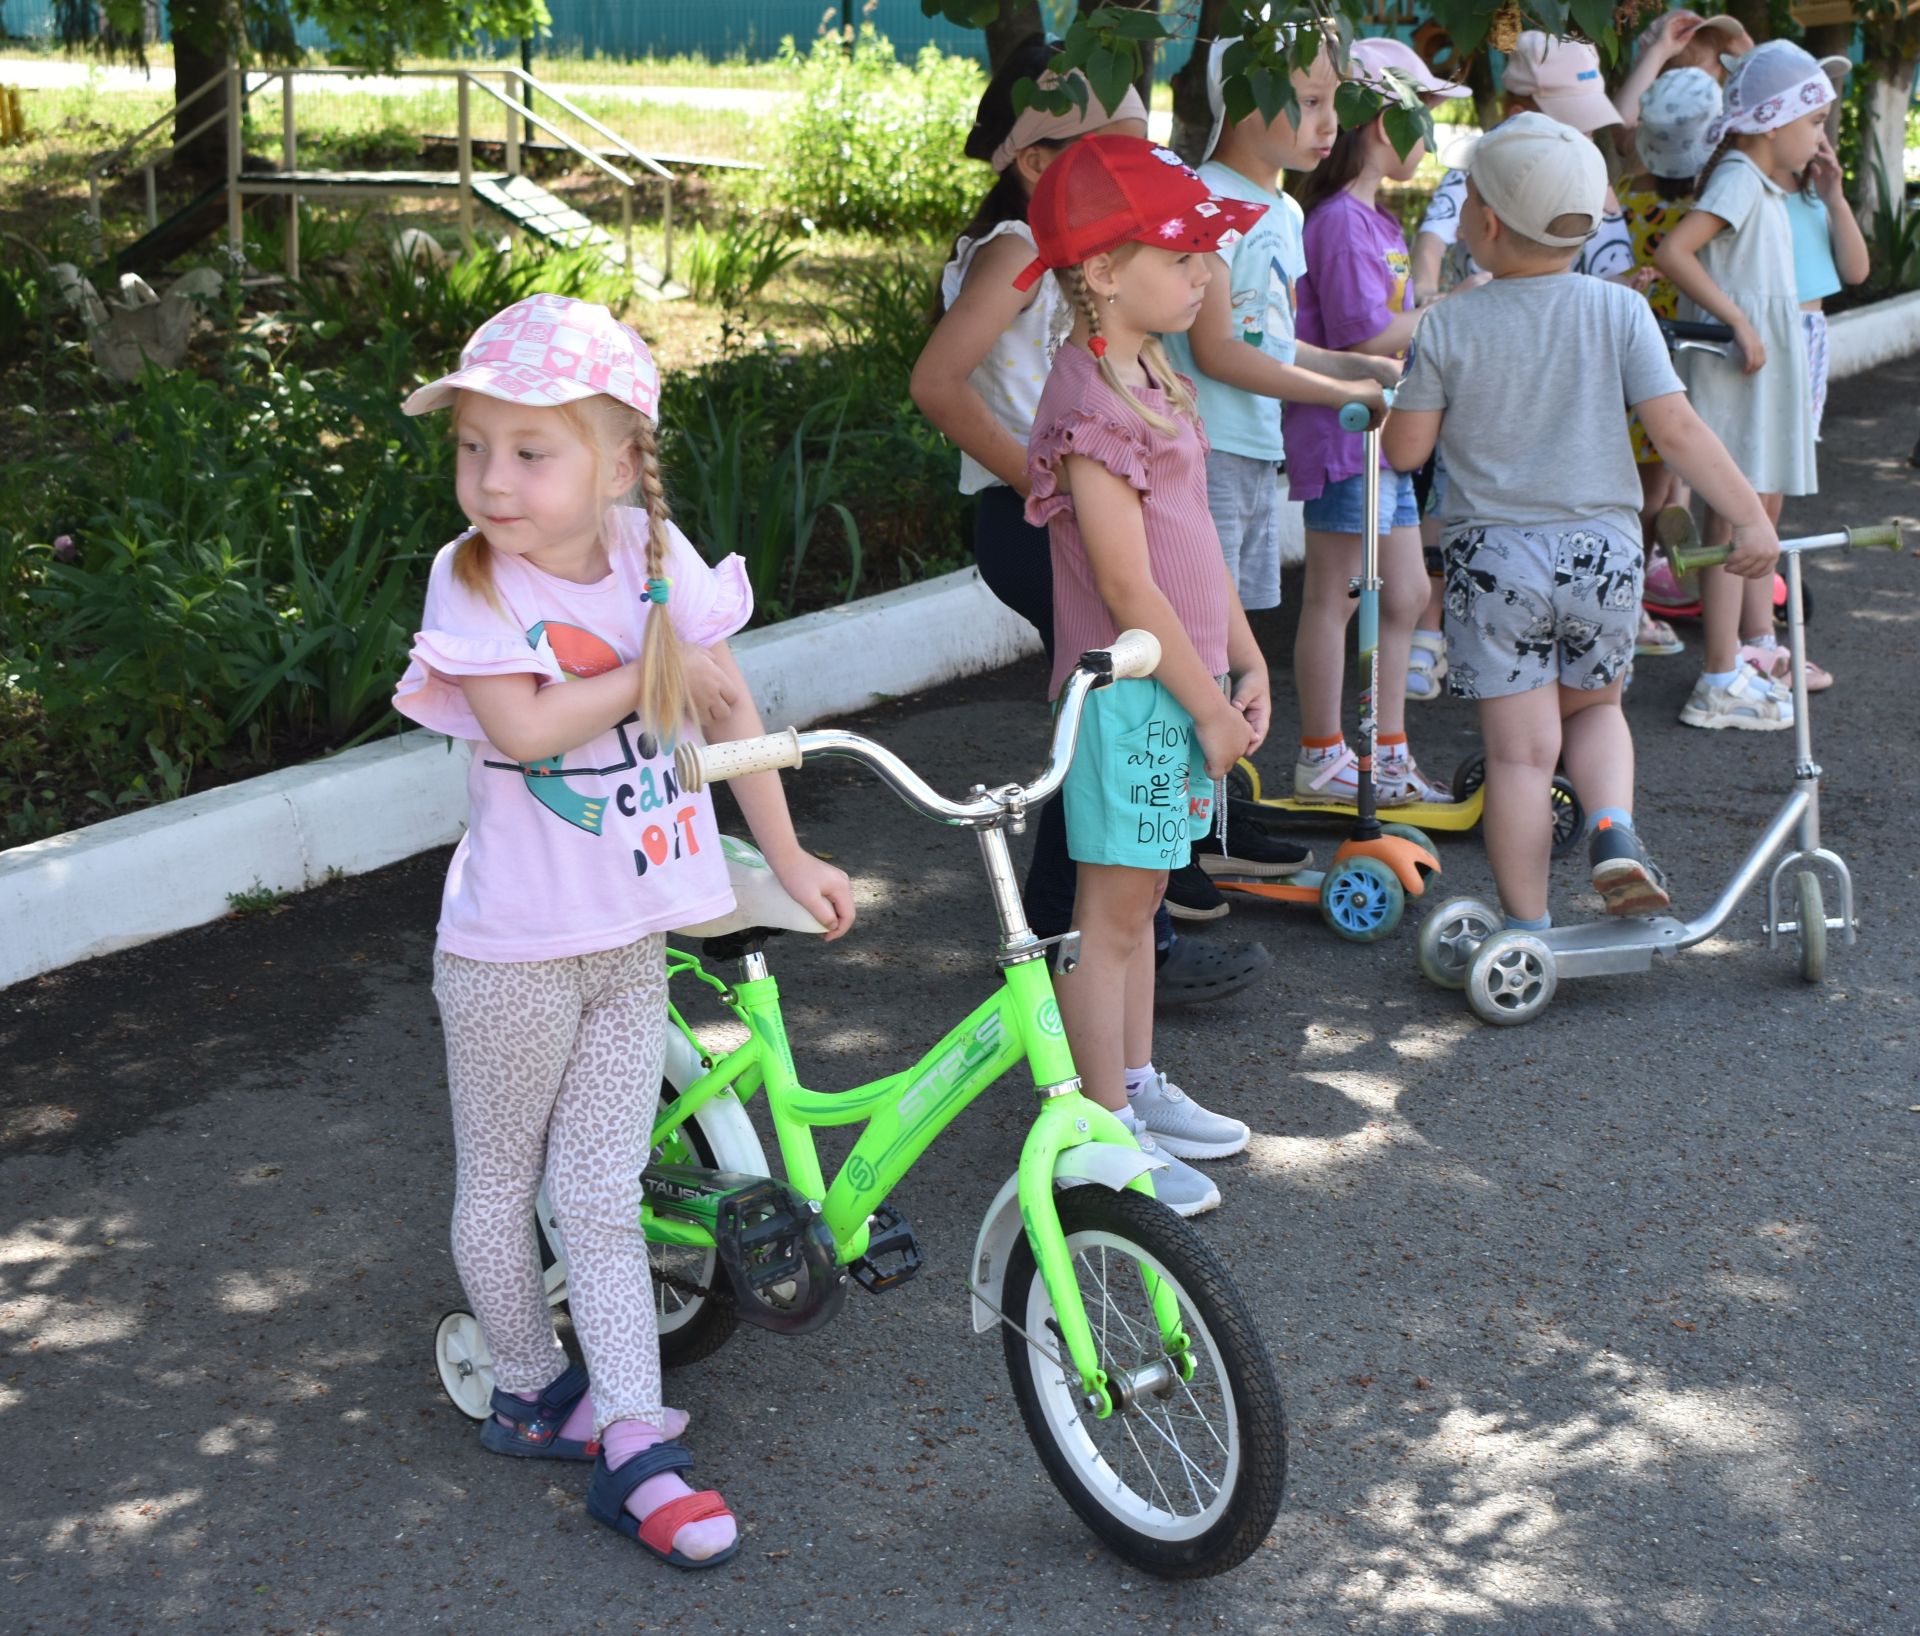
[1153,933,1272,1008]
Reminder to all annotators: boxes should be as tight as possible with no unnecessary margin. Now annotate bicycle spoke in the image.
[1133,1402,1222,1503]
[1120,1414,1177,1515]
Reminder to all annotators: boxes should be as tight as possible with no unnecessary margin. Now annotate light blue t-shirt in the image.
[1159,160,1304,465]
[1785,191,1842,304]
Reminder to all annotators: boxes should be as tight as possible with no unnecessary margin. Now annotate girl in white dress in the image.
[1654,41,1832,732]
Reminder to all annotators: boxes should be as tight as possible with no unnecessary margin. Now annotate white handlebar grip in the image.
[1102,628,1162,681]
[674,728,804,793]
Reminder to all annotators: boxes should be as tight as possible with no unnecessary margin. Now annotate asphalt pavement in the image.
[3,356,1917,1635]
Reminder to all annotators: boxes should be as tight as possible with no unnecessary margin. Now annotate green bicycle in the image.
[433,631,1287,1578]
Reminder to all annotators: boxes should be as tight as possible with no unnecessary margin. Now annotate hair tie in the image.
[645,576,671,605]
[1089,336,1109,359]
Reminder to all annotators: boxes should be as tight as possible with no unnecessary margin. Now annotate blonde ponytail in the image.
[629,412,694,745]
[1062,263,1200,439]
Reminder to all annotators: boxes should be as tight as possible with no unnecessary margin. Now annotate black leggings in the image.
[973,487,1174,947]
[974,486,1077,939]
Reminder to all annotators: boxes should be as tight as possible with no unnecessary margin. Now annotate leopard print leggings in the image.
[433,937,668,1436]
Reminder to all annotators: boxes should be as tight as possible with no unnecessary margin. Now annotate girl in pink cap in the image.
[1017,135,1276,1218]
[392,293,853,1569]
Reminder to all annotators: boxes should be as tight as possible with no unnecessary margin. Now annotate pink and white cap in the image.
[401,293,661,420]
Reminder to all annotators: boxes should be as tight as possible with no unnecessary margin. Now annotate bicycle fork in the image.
[985,831,1193,1418]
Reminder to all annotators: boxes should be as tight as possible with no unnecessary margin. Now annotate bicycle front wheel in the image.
[1001,1188,1286,1578]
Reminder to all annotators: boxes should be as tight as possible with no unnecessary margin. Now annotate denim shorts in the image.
[1300,468,1420,535]
[1062,678,1214,870]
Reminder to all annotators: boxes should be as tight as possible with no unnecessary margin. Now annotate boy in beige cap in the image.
[1384,114,1777,932]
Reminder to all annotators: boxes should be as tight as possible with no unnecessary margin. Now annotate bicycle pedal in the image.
[849,1204,922,1294]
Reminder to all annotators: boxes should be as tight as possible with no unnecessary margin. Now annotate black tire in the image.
[1549,776,1585,859]
[1225,759,1257,807]
[1000,1188,1287,1579]
[1451,750,1486,801]
[649,1092,739,1370]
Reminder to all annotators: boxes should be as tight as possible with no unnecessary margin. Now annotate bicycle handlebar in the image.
[673,629,1164,827]
[1657,317,1735,345]
[1665,521,1907,576]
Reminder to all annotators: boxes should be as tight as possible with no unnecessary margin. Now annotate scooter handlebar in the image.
[1666,520,1908,576]
[674,726,803,793]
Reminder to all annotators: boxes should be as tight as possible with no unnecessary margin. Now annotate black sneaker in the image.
[1154,934,1272,1008]
[1192,825,1313,878]
[1589,819,1671,916]
[1164,860,1230,921]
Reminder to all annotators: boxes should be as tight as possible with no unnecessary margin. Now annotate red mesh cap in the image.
[1013,135,1268,291]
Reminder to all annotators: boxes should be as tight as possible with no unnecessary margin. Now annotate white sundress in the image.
[1680,151,1815,497]
[937,218,1069,496]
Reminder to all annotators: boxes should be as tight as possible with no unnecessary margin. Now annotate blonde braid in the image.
[1062,266,1184,439]
[631,413,693,745]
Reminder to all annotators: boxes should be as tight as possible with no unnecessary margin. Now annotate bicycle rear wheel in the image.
[1000,1188,1287,1578]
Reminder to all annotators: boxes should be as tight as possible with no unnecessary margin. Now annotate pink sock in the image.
[500,1386,688,1447]
[602,1418,736,1562]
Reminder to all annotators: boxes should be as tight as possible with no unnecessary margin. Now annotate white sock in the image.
[1701,669,1739,690]
[1747,632,1778,650]
[1124,1062,1156,1098]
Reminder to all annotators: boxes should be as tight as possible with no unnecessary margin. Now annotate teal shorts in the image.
[1062,678,1215,870]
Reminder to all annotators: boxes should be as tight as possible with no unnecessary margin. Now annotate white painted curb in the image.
[0,566,1040,989]
[1827,289,1920,382]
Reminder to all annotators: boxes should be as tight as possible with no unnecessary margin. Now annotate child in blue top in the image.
[1158,31,1394,614]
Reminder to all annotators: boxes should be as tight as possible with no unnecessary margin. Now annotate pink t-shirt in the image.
[393,506,753,962]
[1024,342,1230,700]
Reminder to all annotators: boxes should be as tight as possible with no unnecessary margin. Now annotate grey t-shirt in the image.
[1395,272,1682,537]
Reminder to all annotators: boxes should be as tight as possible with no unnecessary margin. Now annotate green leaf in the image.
[1383,103,1434,164]
[1335,80,1379,131]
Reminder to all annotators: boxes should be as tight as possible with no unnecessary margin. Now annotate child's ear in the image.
[1082,250,1120,301]
[608,439,639,499]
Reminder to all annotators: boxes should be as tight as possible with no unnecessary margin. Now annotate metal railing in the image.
[84,64,676,285]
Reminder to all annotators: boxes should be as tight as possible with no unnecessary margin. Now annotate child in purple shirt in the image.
[1283,100,1446,806]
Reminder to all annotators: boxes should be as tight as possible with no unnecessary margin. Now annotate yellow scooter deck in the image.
[1229,758,1487,833]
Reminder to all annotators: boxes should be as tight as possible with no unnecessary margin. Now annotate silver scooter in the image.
[1416,515,1907,1026]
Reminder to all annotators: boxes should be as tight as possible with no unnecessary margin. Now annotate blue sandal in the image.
[477,1360,598,1461]
[586,1440,739,1570]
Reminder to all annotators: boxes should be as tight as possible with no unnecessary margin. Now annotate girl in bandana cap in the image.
[1655,40,1834,732]
[392,294,853,1569]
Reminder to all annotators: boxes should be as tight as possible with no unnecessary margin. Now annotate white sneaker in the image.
[1118,1111,1222,1217]
[1294,745,1358,803]
[1679,668,1793,730]
[1377,755,1451,806]
[1129,1072,1250,1160]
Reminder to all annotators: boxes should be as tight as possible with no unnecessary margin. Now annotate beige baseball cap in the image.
[1501,30,1621,133]
[1468,111,1607,248]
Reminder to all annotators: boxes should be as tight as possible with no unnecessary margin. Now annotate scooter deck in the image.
[1535,915,1689,978]
[1235,790,1486,833]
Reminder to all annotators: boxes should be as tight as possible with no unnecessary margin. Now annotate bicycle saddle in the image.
[672,834,829,940]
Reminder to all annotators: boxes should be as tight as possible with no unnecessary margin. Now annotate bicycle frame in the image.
[645,833,1187,1418]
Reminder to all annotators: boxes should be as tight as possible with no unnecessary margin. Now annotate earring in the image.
[1106,293,1117,306]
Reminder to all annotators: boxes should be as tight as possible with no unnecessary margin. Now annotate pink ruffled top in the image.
[1024,342,1230,699]
[393,506,752,962]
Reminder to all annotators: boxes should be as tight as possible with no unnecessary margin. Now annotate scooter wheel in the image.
[1796,871,1827,984]
[1450,751,1486,801]
[1320,857,1404,942]
[1549,777,1584,859]
[1416,897,1500,991]
[434,1309,495,1421]
[1465,933,1557,1026]
[1227,759,1260,805]
[1379,822,1436,852]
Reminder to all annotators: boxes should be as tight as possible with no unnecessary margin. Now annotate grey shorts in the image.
[1205,449,1284,612]
[1442,523,1641,699]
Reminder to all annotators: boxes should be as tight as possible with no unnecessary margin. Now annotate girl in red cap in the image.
[1018,135,1275,1216]
[393,294,853,1569]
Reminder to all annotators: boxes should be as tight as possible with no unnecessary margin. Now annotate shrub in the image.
[764,27,985,240]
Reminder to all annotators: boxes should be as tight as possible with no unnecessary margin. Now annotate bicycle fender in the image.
[663,1029,769,1176]
[968,1145,1164,1333]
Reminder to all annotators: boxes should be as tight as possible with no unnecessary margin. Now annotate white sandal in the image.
[1406,630,1448,702]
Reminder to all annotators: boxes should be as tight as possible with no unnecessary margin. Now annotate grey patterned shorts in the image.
[1442,522,1642,700]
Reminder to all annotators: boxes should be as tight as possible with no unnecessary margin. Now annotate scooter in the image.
[1415,517,1906,1026]
[1212,401,1441,941]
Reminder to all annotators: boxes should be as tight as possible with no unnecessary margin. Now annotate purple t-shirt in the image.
[1284,191,1414,500]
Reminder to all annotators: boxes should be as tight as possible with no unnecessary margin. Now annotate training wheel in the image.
[1795,871,1827,985]
[435,1309,495,1420]
[1465,932,1558,1025]
[1320,856,1405,942]
[1416,896,1501,990]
